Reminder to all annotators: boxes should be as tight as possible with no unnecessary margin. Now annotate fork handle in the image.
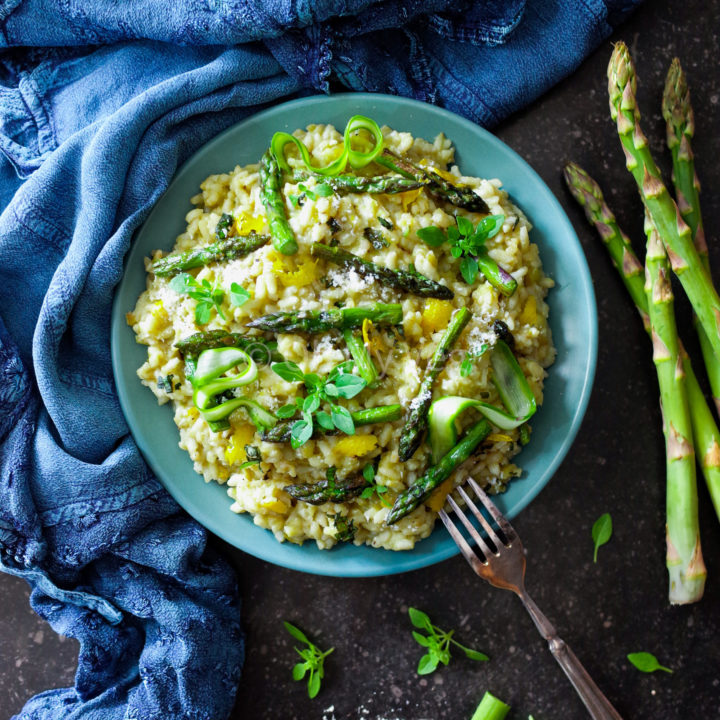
[519,590,624,720]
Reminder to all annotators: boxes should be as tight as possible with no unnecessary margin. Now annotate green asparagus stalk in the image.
[259,149,298,255]
[311,243,453,299]
[247,303,403,334]
[290,169,426,195]
[283,467,366,505]
[563,163,649,327]
[176,330,282,367]
[662,58,720,413]
[387,419,492,525]
[398,307,471,461]
[376,150,490,214]
[563,162,720,526]
[608,42,720,362]
[261,404,402,443]
[343,328,379,387]
[150,232,269,277]
[644,211,705,603]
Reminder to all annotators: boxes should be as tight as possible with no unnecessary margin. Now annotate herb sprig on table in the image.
[627,651,673,674]
[170,273,251,325]
[408,607,488,675]
[272,360,367,448]
[284,621,334,698]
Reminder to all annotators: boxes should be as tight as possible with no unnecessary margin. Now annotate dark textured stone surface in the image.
[3,2,720,718]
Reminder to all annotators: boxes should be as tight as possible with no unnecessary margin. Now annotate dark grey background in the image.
[3,1,720,718]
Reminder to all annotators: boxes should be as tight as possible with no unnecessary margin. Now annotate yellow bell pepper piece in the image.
[421,299,454,335]
[520,295,537,325]
[236,212,265,235]
[334,434,378,457]
[426,476,454,512]
[224,424,256,465]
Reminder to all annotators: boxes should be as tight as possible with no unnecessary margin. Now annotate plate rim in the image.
[111,92,598,577]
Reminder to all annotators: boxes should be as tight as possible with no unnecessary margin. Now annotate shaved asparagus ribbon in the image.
[270,115,383,176]
[190,347,272,430]
[427,340,536,462]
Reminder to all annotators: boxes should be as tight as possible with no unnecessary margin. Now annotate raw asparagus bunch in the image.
[662,59,720,412]
[563,162,720,526]
[644,211,705,603]
[398,308,471,461]
[247,303,402,334]
[608,42,720,362]
[261,404,402,443]
[284,468,366,505]
[290,169,426,195]
[311,243,453,299]
[259,149,298,255]
[150,232,269,277]
[376,150,490,214]
[387,419,492,525]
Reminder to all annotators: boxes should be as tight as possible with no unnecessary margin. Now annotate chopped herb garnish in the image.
[408,607,488,675]
[627,652,673,674]
[169,273,227,325]
[363,227,389,249]
[215,213,234,240]
[284,621,334,698]
[359,463,391,507]
[328,512,356,542]
[591,512,613,563]
[378,216,394,230]
[245,445,262,462]
[327,217,342,234]
[460,342,489,378]
[271,360,367,448]
[157,374,175,393]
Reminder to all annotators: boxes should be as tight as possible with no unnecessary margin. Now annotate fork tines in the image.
[439,477,518,561]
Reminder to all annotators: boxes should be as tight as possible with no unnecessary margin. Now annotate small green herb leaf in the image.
[331,405,355,435]
[314,183,334,198]
[292,663,308,681]
[276,404,298,419]
[460,256,479,284]
[417,654,439,675]
[408,607,432,630]
[591,512,613,563]
[272,361,305,383]
[627,652,673,674]
[333,373,366,399]
[315,411,334,430]
[417,226,447,247]
[284,621,309,644]
[284,621,334,698]
[229,282,251,307]
[456,215,474,236]
[290,419,313,449]
[195,301,213,325]
[303,394,321,414]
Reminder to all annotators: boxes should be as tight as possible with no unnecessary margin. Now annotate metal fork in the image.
[439,477,623,720]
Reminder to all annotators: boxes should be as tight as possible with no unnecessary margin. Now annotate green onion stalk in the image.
[608,42,720,363]
[662,58,720,413]
[644,211,705,603]
[563,162,720,528]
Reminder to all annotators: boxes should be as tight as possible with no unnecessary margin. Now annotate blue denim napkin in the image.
[0,1,640,718]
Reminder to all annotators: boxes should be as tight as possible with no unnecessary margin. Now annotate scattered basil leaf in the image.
[331,405,355,435]
[591,512,613,563]
[459,256,479,284]
[627,652,673,674]
[290,419,313,449]
[169,272,227,325]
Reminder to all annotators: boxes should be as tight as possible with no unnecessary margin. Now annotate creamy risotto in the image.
[128,122,555,550]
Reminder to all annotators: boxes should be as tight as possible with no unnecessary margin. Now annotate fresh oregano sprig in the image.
[284,621,334,698]
[272,360,367,448]
[417,214,517,296]
[408,607,488,675]
[170,273,251,325]
[289,181,334,207]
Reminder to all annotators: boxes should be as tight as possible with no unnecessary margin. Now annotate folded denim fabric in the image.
[0,1,640,718]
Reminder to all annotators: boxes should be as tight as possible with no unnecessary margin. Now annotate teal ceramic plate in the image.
[111,93,597,577]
